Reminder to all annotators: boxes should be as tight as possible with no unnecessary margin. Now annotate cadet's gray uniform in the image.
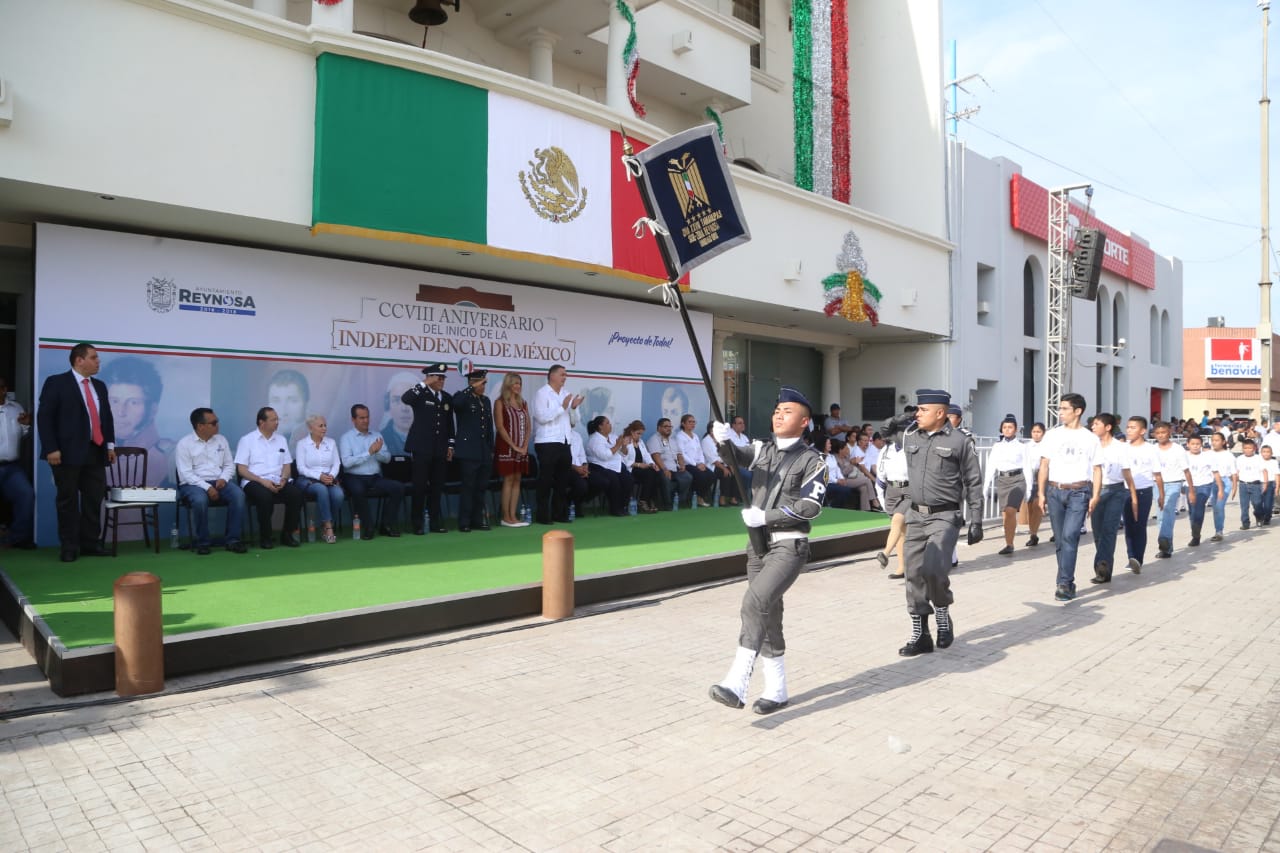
[722,437,828,656]
[902,422,983,615]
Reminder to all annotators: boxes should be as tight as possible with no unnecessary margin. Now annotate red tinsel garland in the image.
[627,60,647,118]
[315,0,343,5]
[830,0,851,203]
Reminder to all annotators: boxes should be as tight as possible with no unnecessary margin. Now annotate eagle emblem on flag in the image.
[518,146,588,223]
[667,153,709,218]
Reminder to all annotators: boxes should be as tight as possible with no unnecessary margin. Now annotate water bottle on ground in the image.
[423,509,430,533]
[352,515,361,541]
[521,503,532,524]
[629,496,638,515]
[307,520,316,543]
[170,524,179,549]
[568,503,576,521]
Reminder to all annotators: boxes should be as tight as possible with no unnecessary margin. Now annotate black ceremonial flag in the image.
[632,124,751,280]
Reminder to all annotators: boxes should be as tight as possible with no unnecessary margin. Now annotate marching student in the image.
[1183,434,1222,547]
[1152,421,1194,559]
[982,413,1034,556]
[1037,394,1101,602]
[1121,416,1163,574]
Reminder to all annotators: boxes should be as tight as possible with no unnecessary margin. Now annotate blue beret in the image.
[948,404,963,417]
[915,388,951,406]
[422,362,449,377]
[776,385,813,412]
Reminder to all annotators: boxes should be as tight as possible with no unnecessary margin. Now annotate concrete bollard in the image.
[541,530,574,619]
[113,571,164,697]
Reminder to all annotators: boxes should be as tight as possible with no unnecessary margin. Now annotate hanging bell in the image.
[409,0,449,27]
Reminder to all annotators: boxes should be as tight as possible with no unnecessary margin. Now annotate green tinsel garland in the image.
[792,0,813,191]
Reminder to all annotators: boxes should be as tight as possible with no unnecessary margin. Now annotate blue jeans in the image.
[179,482,246,547]
[1263,482,1276,522]
[1155,481,1183,543]
[1123,486,1154,565]
[1090,484,1127,573]
[1239,481,1264,526]
[0,460,34,544]
[1188,483,1214,533]
[297,477,345,526]
[1047,484,1089,589]
[1212,481,1234,535]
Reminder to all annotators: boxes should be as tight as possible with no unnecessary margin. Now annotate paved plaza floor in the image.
[2,520,1278,851]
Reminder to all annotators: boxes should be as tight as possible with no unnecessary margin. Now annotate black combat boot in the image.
[935,607,955,649]
[1188,523,1201,547]
[898,614,934,657]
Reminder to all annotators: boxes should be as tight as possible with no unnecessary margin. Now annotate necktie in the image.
[82,378,104,445]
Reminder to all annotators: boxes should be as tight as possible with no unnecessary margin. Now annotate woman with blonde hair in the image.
[493,372,531,527]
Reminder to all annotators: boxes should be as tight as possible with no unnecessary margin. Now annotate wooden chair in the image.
[103,447,161,555]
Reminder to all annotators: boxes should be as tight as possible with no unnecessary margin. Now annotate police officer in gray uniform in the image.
[707,386,829,715]
[899,389,984,656]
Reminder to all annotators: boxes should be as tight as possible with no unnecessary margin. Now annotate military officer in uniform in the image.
[946,402,974,568]
[898,389,984,657]
[707,386,829,715]
[402,362,454,534]
[452,368,494,532]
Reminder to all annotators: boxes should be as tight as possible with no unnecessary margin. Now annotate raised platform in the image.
[1,518,886,696]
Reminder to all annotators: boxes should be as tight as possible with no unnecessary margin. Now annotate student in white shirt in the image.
[982,413,1034,556]
[1037,394,1102,601]
[1207,431,1239,541]
[1024,422,1047,547]
[1152,421,1194,559]
[1088,413,1137,584]
[1184,434,1223,547]
[1235,438,1270,530]
[1121,416,1164,574]
[1261,445,1279,524]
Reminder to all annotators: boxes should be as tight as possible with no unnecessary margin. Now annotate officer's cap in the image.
[947,404,963,417]
[466,368,488,381]
[829,403,841,412]
[422,362,449,377]
[776,386,813,413]
[915,388,951,406]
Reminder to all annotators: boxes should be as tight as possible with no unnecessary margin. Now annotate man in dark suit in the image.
[402,362,454,534]
[37,342,116,561]
[451,368,494,532]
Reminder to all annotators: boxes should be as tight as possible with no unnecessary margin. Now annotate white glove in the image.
[741,506,766,527]
[711,420,732,443]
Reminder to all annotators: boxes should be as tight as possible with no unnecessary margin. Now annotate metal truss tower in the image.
[1045,183,1091,424]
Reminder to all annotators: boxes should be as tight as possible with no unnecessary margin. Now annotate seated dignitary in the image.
[833,439,876,510]
[563,427,593,517]
[338,404,405,540]
[294,413,345,544]
[728,415,753,494]
[622,419,661,513]
[646,417,691,510]
[234,406,304,549]
[703,423,741,506]
[674,414,717,508]
[174,407,247,554]
[585,416,635,517]
[826,403,856,439]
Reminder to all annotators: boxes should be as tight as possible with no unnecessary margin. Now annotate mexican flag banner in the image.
[312,53,670,282]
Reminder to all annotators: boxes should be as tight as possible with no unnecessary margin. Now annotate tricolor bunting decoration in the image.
[793,0,850,202]
[616,1,647,118]
[822,230,882,326]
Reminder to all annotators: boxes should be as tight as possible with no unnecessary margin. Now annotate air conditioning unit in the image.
[976,300,991,315]
[672,30,694,54]
[1207,315,1225,328]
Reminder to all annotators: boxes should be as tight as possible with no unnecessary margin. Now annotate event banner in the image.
[32,224,711,542]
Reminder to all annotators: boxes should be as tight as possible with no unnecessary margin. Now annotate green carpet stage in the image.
[0,510,888,695]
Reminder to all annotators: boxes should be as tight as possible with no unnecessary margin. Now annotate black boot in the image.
[935,607,954,649]
[1091,560,1111,584]
[1188,523,1201,547]
[899,614,934,657]
[1157,537,1172,558]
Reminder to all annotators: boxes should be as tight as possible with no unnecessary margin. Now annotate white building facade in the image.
[946,143,1184,434]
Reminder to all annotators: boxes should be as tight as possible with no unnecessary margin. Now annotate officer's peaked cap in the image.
[422,362,449,377]
[915,388,951,406]
[776,386,813,413]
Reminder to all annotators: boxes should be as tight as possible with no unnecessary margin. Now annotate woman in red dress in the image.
[494,372,531,527]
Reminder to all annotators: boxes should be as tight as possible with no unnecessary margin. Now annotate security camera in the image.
[1117,337,1127,349]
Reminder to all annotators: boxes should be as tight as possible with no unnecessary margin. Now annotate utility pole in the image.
[1262,1,1273,423]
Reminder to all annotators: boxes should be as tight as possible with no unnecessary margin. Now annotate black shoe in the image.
[60,548,78,563]
[752,698,788,715]
[888,571,904,580]
[80,544,110,557]
[281,533,301,548]
[875,551,889,568]
[1055,585,1073,601]
[1242,522,1251,530]
[10,540,36,550]
[554,517,572,524]
[998,545,1014,556]
[1026,535,1039,547]
[1157,538,1172,558]
[535,515,552,525]
[951,560,958,568]
[476,522,491,531]
[1188,536,1200,547]
[196,544,211,556]
[1091,561,1111,584]
[429,526,449,534]
[708,684,744,709]
[378,526,401,538]
[899,630,934,657]
[1128,558,1141,574]
[227,541,248,554]
[936,618,954,649]
[458,526,471,533]
[1049,535,1056,543]
[259,538,275,550]
[412,526,425,536]
[361,531,375,540]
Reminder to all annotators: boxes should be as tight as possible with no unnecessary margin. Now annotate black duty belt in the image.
[886,479,909,488]
[997,469,1022,476]
[911,502,959,515]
